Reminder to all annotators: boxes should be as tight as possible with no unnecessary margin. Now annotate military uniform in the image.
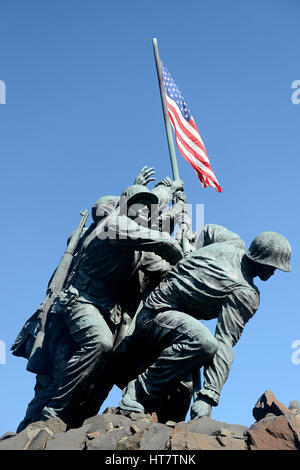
[14,179,187,430]
[119,224,261,414]
[40,204,182,424]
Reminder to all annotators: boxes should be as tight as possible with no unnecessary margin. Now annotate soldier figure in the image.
[14,167,188,431]
[117,224,291,420]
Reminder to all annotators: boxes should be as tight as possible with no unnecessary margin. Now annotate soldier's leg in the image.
[41,301,114,424]
[16,325,77,432]
[155,372,193,423]
[16,375,56,432]
[119,308,218,414]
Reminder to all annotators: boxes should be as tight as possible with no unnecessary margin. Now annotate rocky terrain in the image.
[0,390,299,451]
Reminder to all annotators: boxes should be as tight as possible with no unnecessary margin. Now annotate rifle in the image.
[25,209,89,374]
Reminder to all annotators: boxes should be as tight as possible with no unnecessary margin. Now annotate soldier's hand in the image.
[190,396,213,420]
[134,166,156,186]
[154,176,173,187]
[186,230,196,244]
[176,228,196,244]
[171,179,184,193]
[175,229,196,256]
[173,190,187,204]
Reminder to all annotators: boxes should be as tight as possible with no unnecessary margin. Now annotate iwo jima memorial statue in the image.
[11,39,292,433]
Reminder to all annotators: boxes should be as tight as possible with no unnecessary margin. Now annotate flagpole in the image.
[152,37,189,253]
[152,38,180,181]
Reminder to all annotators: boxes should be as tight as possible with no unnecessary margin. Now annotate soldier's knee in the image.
[92,336,113,355]
[205,336,218,359]
[191,324,218,359]
[101,337,114,354]
[193,334,218,360]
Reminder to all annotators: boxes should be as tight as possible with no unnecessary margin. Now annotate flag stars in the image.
[162,62,191,120]
[160,61,221,192]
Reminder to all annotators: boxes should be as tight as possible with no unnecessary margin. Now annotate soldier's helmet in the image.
[245,231,291,272]
[118,184,159,215]
[92,195,119,223]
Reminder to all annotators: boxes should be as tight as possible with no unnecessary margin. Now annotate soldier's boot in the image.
[190,394,213,419]
[118,379,146,413]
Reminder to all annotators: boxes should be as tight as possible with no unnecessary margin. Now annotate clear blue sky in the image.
[1,0,299,435]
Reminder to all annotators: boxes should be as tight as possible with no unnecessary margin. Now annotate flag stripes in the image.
[161,62,221,192]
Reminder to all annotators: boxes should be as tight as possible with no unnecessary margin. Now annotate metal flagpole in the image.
[152,37,189,252]
[152,38,180,181]
[152,38,199,392]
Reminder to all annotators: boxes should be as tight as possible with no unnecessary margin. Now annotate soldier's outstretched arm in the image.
[191,287,259,419]
[107,214,183,265]
[151,177,185,211]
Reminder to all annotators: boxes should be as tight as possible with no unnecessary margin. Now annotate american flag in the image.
[161,61,221,192]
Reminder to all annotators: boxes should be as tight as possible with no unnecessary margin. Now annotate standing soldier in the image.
[37,183,182,427]
[14,166,187,431]
[11,166,188,432]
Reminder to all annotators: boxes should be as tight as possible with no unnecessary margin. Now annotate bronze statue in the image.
[117,224,291,421]
[13,167,188,431]
[13,160,291,431]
